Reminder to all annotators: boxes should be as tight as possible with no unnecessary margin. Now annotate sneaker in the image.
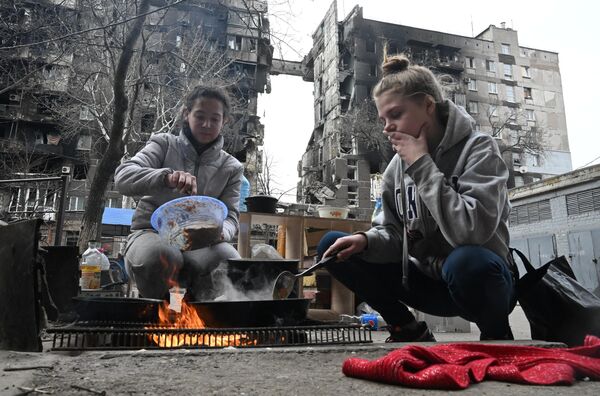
[385,321,436,343]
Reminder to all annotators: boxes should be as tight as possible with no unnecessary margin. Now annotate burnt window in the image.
[73,164,87,180]
[366,39,375,53]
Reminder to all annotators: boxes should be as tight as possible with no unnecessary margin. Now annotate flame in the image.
[147,254,257,348]
[147,300,258,348]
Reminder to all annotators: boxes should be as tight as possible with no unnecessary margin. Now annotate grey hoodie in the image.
[361,100,511,279]
[114,131,244,242]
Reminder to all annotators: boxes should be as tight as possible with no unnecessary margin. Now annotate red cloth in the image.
[342,335,600,389]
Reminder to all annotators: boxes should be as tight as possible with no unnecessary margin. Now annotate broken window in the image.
[246,38,257,52]
[524,87,533,99]
[486,60,495,73]
[522,66,531,78]
[77,133,92,150]
[34,131,45,145]
[79,106,94,121]
[42,65,56,80]
[227,36,243,51]
[73,164,87,180]
[465,56,475,69]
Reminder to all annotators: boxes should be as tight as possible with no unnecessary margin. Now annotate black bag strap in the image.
[510,247,552,294]
[509,247,535,274]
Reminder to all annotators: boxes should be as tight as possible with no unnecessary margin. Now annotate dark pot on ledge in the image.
[245,195,278,213]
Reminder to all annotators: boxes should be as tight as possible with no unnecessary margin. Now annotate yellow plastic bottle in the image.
[80,241,102,290]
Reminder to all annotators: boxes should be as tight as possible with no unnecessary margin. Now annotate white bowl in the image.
[317,206,349,219]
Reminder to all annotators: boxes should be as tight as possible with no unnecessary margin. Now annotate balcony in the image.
[0,104,21,119]
[434,59,464,73]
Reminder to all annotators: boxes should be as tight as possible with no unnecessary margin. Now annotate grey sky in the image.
[257,0,600,202]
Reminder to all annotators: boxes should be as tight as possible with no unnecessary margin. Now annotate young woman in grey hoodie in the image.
[319,54,516,342]
[114,86,244,301]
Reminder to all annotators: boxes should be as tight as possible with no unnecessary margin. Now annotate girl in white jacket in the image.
[320,54,515,342]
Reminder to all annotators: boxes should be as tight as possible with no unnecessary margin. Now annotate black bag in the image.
[511,248,600,346]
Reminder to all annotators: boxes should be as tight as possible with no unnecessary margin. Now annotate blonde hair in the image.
[373,50,444,104]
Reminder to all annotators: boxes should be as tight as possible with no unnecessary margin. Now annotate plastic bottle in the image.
[239,174,250,212]
[80,241,103,290]
[340,314,387,330]
[371,197,383,222]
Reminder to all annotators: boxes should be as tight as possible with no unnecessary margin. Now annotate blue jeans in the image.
[318,231,516,338]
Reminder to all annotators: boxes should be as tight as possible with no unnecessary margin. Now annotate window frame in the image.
[468,101,479,114]
[503,63,512,78]
[506,85,516,102]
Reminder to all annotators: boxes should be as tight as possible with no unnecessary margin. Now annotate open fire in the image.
[48,254,372,351]
[147,300,258,348]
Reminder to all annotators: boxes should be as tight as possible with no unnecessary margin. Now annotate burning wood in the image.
[147,300,257,348]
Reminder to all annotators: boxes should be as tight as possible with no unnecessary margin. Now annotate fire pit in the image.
[47,323,371,350]
[57,295,372,351]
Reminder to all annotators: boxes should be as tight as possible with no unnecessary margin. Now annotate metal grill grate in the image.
[47,324,372,350]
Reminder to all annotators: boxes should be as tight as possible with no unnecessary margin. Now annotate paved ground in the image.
[1,306,599,396]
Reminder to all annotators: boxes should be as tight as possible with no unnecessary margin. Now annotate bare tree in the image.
[34,0,243,250]
[339,98,393,169]
[1,0,295,250]
[485,101,545,156]
[73,0,153,249]
[255,148,275,196]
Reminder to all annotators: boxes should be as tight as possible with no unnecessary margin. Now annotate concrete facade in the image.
[508,164,600,295]
[299,1,572,220]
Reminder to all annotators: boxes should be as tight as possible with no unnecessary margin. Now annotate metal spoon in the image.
[272,253,339,300]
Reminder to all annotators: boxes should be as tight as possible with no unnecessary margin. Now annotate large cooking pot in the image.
[190,298,310,328]
[72,296,310,327]
[73,296,163,323]
[245,195,278,213]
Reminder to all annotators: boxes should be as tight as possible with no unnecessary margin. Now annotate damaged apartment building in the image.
[299,1,571,220]
[0,0,272,251]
